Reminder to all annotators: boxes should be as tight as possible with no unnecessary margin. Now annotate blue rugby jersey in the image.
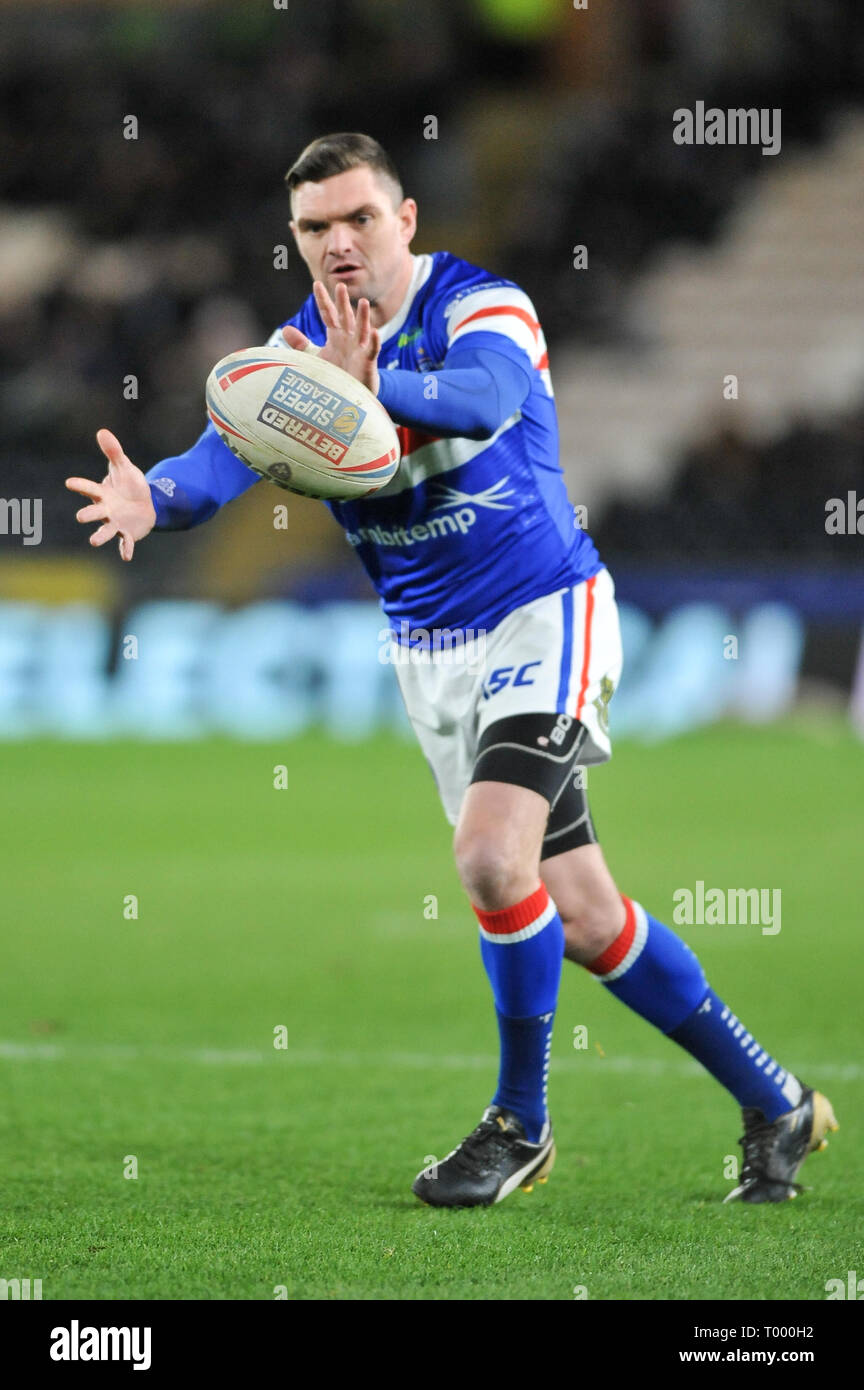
[146,251,601,633]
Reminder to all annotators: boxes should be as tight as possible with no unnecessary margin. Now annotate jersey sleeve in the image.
[438,280,546,373]
[145,420,260,530]
[375,342,531,441]
[374,278,543,440]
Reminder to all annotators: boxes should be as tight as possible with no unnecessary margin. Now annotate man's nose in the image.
[324,226,355,262]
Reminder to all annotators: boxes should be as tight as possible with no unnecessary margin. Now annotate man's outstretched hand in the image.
[282,280,380,394]
[66,429,157,562]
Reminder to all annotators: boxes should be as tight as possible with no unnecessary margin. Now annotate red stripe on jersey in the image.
[397,425,440,458]
[586,897,636,976]
[450,305,540,340]
[574,574,597,718]
[473,883,549,937]
[537,351,549,369]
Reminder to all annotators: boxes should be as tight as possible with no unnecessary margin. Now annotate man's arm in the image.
[145,421,260,530]
[374,336,532,441]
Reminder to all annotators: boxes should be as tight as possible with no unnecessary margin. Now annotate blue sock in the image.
[587,898,801,1121]
[668,991,803,1120]
[474,884,564,1143]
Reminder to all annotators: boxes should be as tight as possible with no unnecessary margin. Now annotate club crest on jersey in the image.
[257,367,366,464]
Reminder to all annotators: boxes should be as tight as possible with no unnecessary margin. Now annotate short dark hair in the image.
[285,132,403,206]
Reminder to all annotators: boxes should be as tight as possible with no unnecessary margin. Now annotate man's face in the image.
[290,165,416,311]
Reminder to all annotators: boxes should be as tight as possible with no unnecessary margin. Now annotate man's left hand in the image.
[282,280,380,395]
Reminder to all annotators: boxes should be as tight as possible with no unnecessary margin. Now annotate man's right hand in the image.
[66,429,157,562]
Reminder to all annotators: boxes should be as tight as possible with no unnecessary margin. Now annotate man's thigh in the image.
[393,647,478,824]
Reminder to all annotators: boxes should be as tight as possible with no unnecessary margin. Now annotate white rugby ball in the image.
[205,344,400,499]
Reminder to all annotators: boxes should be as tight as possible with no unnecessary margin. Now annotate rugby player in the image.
[67,133,837,1208]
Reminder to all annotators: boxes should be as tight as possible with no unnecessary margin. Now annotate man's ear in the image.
[399,197,417,246]
[289,220,298,246]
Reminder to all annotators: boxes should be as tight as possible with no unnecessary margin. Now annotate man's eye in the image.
[355,214,371,225]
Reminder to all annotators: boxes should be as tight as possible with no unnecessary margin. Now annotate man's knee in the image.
[453,830,537,911]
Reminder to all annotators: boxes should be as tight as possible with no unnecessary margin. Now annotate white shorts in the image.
[394,567,623,825]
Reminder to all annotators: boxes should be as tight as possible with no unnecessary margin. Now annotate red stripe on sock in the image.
[473,884,549,937]
[586,895,635,975]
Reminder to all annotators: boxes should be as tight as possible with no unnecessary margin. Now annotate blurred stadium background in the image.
[2,0,863,742]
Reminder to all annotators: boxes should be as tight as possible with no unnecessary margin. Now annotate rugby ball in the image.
[205,344,400,499]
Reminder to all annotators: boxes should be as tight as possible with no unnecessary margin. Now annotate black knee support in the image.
[470,712,585,806]
[469,713,598,859]
[541,770,598,859]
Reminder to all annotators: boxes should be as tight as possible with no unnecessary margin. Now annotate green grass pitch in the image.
[0,721,860,1300]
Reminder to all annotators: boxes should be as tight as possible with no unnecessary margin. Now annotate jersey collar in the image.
[376,253,434,344]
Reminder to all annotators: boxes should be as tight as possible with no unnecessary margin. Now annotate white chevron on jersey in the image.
[443,283,552,396]
[374,412,522,499]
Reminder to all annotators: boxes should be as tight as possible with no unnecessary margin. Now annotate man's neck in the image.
[366,254,416,329]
